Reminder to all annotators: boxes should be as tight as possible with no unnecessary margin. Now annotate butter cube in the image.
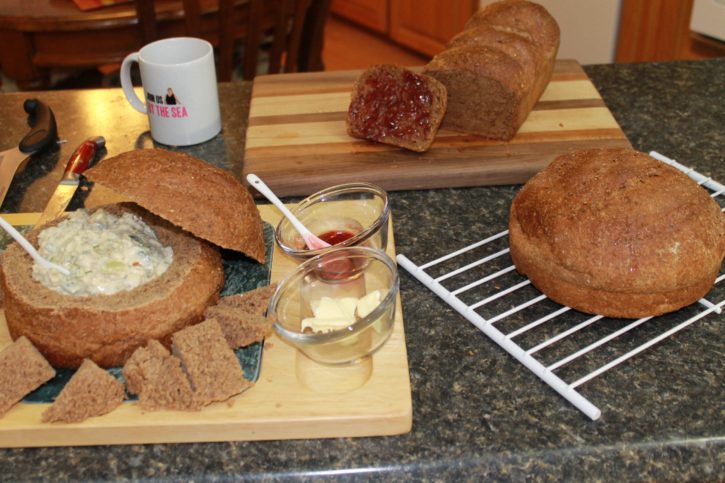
[356,290,382,318]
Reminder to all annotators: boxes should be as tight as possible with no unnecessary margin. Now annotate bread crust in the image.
[84,149,265,263]
[1,203,225,368]
[508,148,725,318]
[464,0,560,55]
[448,24,542,82]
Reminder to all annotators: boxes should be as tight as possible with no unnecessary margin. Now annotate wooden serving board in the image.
[0,208,411,448]
[244,59,631,197]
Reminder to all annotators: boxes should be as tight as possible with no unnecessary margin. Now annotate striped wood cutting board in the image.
[244,59,631,197]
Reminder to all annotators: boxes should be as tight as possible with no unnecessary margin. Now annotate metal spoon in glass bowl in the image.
[0,216,69,275]
[246,174,331,250]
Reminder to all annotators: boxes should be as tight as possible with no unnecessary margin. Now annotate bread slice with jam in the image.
[347,64,447,153]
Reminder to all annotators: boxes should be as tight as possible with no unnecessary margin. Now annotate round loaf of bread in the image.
[1,203,224,368]
[508,148,725,318]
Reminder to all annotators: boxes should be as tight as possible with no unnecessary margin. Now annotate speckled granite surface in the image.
[0,59,723,481]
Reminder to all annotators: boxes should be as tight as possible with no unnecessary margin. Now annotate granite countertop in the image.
[0,58,723,481]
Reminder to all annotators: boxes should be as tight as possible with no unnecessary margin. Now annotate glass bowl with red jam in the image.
[274,183,389,261]
[270,246,399,365]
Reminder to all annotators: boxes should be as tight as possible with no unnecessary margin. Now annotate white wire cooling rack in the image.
[397,151,725,420]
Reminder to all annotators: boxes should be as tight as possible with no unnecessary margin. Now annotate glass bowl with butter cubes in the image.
[274,183,389,261]
[270,246,399,365]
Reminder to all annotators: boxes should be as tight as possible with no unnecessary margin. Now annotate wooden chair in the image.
[132,0,330,81]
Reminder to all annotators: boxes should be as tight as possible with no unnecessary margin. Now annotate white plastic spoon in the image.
[0,216,69,275]
[246,174,331,250]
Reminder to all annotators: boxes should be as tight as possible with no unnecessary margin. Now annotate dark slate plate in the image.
[0,221,274,403]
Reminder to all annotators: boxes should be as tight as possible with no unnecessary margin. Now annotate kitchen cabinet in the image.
[330,0,387,34]
[616,0,725,62]
[331,0,478,56]
[333,0,725,64]
[388,0,477,56]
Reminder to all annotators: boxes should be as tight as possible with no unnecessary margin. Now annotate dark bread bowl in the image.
[2,203,224,368]
[1,149,265,368]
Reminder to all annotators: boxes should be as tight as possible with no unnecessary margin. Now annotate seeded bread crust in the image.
[1,203,224,368]
[84,149,265,263]
[464,0,560,55]
[423,0,559,140]
[347,64,448,152]
[0,336,55,417]
[508,148,725,318]
[448,24,541,81]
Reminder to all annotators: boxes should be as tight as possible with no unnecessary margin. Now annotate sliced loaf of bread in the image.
[425,44,527,140]
[424,0,559,140]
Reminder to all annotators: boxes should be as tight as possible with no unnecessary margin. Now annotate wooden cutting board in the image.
[0,208,411,448]
[244,60,631,197]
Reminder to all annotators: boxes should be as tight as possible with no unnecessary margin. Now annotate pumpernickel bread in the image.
[122,339,199,411]
[1,203,224,368]
[83,149,265,263]
[171,319,251,405]
[423,0,559,140]
[508,148,725,318]
[347,64,447,152]
[204,284,277,349]
[0,336,55,417]
[41,358,124,423]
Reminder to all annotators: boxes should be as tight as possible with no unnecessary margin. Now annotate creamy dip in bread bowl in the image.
[1,150,265,368]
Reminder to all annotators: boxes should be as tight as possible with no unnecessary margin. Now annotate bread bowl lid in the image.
[84,149,265,263]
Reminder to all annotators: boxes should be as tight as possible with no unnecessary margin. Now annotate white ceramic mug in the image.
[120,37,221,146]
